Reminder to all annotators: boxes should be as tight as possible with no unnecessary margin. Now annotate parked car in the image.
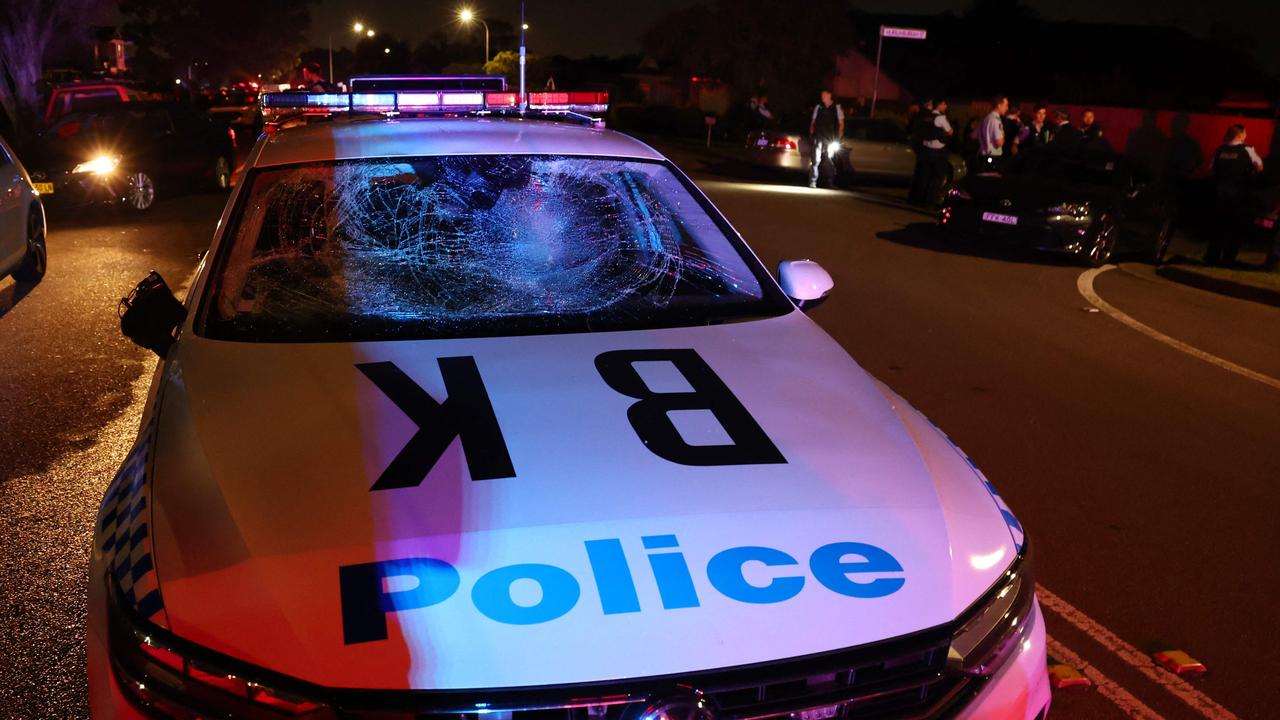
[746,118,967,186]
[44,81,150,127]
[940,152,1176,266]
[0,135,48,283]
[25,102,236,212]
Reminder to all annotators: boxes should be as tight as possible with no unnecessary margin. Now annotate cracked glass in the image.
[203,155,789,342]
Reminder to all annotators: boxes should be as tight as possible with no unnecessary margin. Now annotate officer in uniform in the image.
[920,98,954,208]
[809,90,845,188]
[908,99,935,204]
[1206,124,1263,266]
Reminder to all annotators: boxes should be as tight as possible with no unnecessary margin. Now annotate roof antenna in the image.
[519,1,527,113]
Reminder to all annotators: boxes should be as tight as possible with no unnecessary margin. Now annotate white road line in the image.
[1077,266,1280,392]
[1045,634,1165,719]
[1037,584,1239,720]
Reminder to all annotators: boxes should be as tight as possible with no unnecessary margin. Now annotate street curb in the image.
[1156,264,1280,309]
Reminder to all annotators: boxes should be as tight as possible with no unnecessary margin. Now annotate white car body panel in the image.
[147,312,1016,689]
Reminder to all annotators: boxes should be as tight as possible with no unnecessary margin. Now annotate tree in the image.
[121,0,316,85]
[643,0,856,114]
[483,50,551,89]
[0,0,110,137]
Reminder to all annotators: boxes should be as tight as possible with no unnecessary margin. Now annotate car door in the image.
[870,121,917,178]
[0,138,25,268]
[843,122,888,174]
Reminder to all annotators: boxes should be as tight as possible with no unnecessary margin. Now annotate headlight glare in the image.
[1047,202,1090,217]
[73,155,120,174]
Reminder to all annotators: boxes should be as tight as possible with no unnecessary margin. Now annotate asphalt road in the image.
[1,152,1277,719]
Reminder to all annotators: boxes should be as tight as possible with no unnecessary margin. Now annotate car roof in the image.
[254,117,665,167]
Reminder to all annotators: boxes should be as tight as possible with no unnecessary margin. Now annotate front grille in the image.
[330,627,975,720]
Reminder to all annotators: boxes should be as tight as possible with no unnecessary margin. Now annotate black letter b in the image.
[595,349,786,466]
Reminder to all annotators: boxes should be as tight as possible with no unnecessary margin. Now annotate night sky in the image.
[307,0,1280,68]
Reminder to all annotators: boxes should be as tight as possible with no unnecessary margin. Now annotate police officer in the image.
[809,90,845,189]
[1206,124,1263,266]
[920,98,954,208]
[908,99,935,204]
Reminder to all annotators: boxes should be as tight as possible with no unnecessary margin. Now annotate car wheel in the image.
[213,156,232,192]
[126,171,156,212]
[1149,216,1175,265]
[1085,213,1119,267]
[12,206,47,283]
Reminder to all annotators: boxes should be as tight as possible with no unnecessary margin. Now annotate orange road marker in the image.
[1153,650,1207,677]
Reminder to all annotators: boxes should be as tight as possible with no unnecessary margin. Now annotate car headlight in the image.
[1047,203,1090,218]
[106,575,326,717]
[826,143,840,159]
[947,543,1035,677]
[73,155,120,175]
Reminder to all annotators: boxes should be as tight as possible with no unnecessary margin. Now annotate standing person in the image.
[908,98,935,204]
[1049,110,1081,148]
[1024,104,1050,149]
[299,62,336,92]
[1002,101,1025,156]
[920,98,954,208]
[808,90,845,189]
[1206,124,1263,266]
[976,95,1008,170]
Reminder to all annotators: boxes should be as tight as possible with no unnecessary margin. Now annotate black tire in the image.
[1084,213,1119,267]
[124,170,156,212]
[1149,215,1175,265]
[12,205,47,283]
[213,156,232,192]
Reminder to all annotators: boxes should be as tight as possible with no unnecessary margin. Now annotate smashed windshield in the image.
[201,155,789,342]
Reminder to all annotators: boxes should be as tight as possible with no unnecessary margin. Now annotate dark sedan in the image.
[25,101,236,212]
[940,154,1175,267]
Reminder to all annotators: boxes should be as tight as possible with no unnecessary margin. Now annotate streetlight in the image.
[329,22,375,84]
[457,7,489,65]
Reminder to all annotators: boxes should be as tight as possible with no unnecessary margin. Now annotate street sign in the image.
[881,26,927,40]
[871,25,928,118]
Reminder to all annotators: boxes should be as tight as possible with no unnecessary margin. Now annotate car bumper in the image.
[943,203,1094,256]
[43,172,132,206]
[90,560,1049,720]
[955,597,1051,720]
[745,148,808,172]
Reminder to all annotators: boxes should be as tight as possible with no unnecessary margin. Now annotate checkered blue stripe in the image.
[930,424,1026,553]
[96,423,166,626]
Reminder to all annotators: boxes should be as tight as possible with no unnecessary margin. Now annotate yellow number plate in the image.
[32,182,55,195]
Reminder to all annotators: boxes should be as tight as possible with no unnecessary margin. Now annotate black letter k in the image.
[356,358,515,490]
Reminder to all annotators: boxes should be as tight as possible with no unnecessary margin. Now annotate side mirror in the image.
[119,271,187,358]
[777,259,834,311]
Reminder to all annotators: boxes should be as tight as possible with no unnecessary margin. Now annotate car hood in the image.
[148,311,1018,690]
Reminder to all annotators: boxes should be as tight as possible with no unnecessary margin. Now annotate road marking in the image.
[1077,265,1280,392]
[1038,584,1239,720]
[1045,634,1165,719]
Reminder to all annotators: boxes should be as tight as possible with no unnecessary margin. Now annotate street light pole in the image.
[479,19,490,64]
[328,33,333,84]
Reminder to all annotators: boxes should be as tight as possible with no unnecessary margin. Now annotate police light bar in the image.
[528,91,610,113]
[261,89,609,121]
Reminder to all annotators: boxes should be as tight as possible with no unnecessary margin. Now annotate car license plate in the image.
[981,211,1017,225]
[755,137,768,147]
[797,705,843,720]
[32,182,54,195]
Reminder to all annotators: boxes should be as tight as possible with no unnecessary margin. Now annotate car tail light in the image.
[228,126,237,148]
[771,138,797,151]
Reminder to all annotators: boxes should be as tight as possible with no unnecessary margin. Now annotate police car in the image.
[90,76,1049,719]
